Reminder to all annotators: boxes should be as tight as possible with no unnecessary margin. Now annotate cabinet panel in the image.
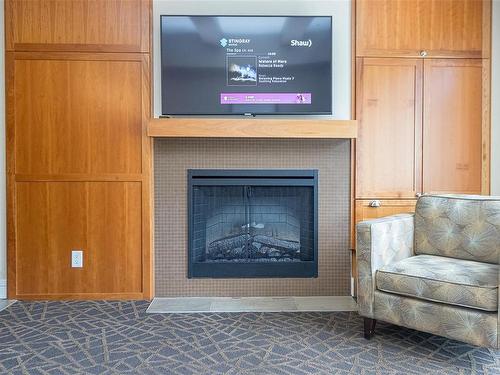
[15,182,143,296]
[356,58,422,199]
[423,0,484,56]
[87,182,143,294]
[423,59,483,194]
[356,0,486,57]
[14,57,143,175]
[6,0,149,52]
[356,0,424,57]
[355,199,417,224]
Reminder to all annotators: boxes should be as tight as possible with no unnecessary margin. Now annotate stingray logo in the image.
[219,38,228,47]
[291,39,312,47]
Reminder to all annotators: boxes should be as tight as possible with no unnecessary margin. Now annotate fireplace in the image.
[188,169,318,278]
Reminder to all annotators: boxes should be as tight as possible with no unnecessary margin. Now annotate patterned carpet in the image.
[0,301,498,374]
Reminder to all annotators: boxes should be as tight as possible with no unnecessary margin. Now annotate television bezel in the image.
[160,15,333,116]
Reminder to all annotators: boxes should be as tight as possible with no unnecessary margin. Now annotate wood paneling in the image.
[356,0,487,58]
[423,59,483,194]
[147,118,358,139]
[15,182,142,297]
[6,0,152,300]
[5,0,149,52]
[356,58,422,198]
[13,55,143,175]
[481,58,491,195]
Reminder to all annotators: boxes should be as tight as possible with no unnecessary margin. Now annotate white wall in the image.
[152,0,352,119]
[0,4,6,298]
[492,0,500,195]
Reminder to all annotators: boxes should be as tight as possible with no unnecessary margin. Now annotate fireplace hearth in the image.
[188,170,318,278]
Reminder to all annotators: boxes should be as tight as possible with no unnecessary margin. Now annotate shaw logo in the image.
[219,38,228,47]
[290,39,312,47]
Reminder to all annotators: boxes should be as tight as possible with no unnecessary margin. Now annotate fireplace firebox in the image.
[188,170,318,278]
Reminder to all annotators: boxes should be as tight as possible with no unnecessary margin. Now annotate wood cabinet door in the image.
[5,0,150,52]
[422,59,483,194]
[356,0,487,58]
[356,58,422,199]
[422,0,486,58]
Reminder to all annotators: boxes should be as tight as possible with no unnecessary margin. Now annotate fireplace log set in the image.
[207,233,300,261]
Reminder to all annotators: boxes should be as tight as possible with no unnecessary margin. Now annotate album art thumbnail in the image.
[227,56,257,86]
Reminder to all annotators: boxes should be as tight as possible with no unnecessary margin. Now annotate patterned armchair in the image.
[356,194,499,348]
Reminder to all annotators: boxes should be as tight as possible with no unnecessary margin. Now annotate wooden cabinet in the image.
[352,0,491,297]
[423,59,484,194]
[356,0,488,58]
[355,58,422,199]
[355,57,486,198]
[6,0,152,300]
[5,0,150,52]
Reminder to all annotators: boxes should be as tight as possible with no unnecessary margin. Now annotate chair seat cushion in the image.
[376,255,498,311]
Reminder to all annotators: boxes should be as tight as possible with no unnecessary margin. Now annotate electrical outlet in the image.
[71,250,83,268]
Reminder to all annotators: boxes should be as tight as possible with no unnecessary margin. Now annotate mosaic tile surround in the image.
[154,139,351,297]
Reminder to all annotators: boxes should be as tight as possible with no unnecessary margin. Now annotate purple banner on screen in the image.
[220,93,312,105]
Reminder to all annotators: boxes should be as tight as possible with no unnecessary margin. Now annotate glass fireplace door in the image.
[248,186,314,262]
[192,186,248,263]
[188,170,318,278]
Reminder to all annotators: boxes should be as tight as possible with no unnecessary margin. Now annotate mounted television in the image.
[161,16,332,116]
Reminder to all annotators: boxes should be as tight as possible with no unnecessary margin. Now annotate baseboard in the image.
[9,292,145,300]
[0,279,6,299]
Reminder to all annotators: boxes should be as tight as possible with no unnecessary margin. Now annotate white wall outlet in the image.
[71,250,83,268]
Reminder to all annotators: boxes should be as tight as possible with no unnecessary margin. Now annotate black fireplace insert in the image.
[188,169,318,278]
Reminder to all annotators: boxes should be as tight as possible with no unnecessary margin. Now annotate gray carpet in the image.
[0,301,498,374]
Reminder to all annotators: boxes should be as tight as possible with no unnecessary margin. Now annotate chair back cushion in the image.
[415,195,500,263]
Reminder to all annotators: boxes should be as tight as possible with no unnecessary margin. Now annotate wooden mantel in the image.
[147,118,357,139]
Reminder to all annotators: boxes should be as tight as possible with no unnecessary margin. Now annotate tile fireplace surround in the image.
[154,138,350,297]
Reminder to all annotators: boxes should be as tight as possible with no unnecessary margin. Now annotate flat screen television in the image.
[161,16,332,116]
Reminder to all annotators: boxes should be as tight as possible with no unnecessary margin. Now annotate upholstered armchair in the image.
[356,194,499,348]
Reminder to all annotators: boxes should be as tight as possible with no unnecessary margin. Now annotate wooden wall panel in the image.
[15,182,142,298]
[423,59,483,194]
[6,0,152,300]
[356,0,486,58]
[88,182,143,294]
[5,0,150,52]
[356,58,422,199]
[13,56,143,175]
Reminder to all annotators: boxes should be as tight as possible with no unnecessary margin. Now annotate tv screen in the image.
[161,16,332,115]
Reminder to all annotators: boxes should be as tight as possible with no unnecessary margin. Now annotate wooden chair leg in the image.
[364,318,376,339]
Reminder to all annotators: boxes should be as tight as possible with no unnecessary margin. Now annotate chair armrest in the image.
[356,213,415,317]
